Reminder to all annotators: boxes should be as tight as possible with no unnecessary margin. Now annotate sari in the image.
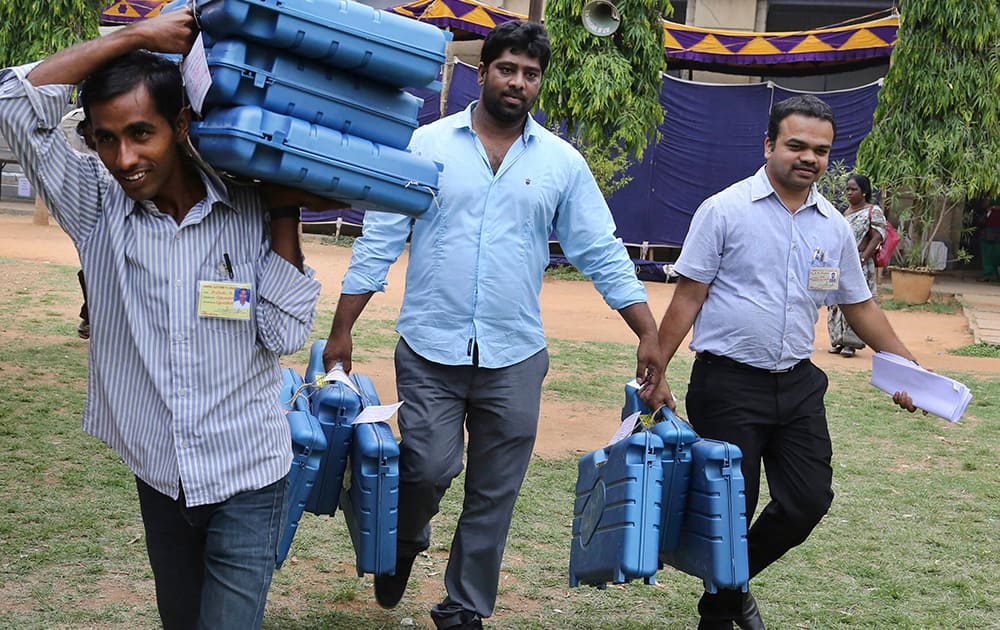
[827,205,887,350]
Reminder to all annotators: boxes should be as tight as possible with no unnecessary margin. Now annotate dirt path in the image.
[1,213,993,458]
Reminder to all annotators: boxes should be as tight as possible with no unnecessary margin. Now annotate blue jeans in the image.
[135,476,286,630]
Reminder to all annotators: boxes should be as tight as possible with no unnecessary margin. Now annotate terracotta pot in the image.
[888,266,935,304]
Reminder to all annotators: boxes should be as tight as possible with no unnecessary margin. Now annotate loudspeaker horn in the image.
[581,0,620,36]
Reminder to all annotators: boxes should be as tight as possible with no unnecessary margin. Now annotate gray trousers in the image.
[393,339,549,626]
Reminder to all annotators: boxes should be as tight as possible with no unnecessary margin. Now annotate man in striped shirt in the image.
[0,9,321,629]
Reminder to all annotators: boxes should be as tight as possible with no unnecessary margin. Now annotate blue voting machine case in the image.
[304,341,358,516]
[190,106,440,216]
[195,0,451,89]
[648,409,698,555]
[303,341,400,575]
[569,431,663,587]
[621,385,698,555]
[660,438,750,593]
[276,367,327,568]
[339,384,400,577]
[203,38,423,150]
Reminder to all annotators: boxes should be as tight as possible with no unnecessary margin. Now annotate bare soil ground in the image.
[1,213,993,459]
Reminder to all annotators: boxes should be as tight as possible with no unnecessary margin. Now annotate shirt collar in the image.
[456,100,539,144]
[127,160,236,218]
[750,165,830,217]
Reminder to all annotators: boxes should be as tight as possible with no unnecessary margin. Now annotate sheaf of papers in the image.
[870,352,973,423]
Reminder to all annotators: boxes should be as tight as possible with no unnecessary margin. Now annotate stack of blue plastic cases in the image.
[303,340,401,577]
[618,384,750,593]
[186,0,452,216]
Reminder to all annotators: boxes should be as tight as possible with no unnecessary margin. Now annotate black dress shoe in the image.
[734,592,766,630]
[374,553,416,609]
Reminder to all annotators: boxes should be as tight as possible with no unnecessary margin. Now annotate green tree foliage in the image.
[0,0,102,68]
[856,0,1000,268]
[540,0,672,167]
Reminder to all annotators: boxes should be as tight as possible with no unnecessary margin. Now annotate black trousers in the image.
[686,354,834,617]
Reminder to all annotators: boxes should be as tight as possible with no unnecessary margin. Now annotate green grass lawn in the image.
[1,258,998,629]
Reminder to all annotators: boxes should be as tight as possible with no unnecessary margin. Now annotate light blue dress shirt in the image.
[343,102,646,368]
[0,63,321,506]
[675,166,871,370]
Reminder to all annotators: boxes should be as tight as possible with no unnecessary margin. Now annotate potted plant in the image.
[855,0,1000,304]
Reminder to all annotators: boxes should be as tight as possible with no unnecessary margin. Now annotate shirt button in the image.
[178,388,188,398]
[175,279,183,287]
[173,333,183,342]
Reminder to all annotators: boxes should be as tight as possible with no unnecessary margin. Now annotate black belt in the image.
[695,351,807,374]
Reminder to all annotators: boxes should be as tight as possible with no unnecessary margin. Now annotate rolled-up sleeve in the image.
[0,63,107,246]
[553,158,647,310]
[341,210,413,295]
[255,251,322,354]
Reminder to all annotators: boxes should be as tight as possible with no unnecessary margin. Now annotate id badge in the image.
[808,267,840,291]
[198,281,253,320]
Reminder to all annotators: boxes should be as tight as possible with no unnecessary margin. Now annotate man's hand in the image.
[323,330,354,374]
[642,378,676,412]
[892,390,926,414]
[132,7,199,56]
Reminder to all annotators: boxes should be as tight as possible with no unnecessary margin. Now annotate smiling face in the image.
[238,289,248,304]
[477,48,543,125]
[89,82,190,206]
[764,113,834,205]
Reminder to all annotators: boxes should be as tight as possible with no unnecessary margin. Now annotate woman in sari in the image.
[828,173,886,357]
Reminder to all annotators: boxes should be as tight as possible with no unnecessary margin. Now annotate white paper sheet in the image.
[181,34,212,115]
[322,363,361,396]
[870,352,973,423]
[354,401,404,425]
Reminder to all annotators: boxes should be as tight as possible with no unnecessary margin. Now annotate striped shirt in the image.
[0,63,322,506]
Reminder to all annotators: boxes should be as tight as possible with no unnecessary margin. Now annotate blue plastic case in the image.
[340,387,401,577]
[195,0,451,89]
[276,368,328,568]
[190,105,440,216]
[648,408,698,555]
[569,431,664,588]
[304,379,359,516]
[204,38,423,149]
[660,438,750,593]
[620,384,698,555]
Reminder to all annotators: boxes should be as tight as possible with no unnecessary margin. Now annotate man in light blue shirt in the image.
[0,10,323,628]
[650,95,918,630]
[323,21,662,630]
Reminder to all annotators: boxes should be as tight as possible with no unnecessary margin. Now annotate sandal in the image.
[828,346,843,354]
[840,347,856,357]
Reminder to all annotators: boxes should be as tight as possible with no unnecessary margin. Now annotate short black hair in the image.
[767,94,836,144]
[480,20,551,74]
[848,173,873,203]
[80,50,185,128]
